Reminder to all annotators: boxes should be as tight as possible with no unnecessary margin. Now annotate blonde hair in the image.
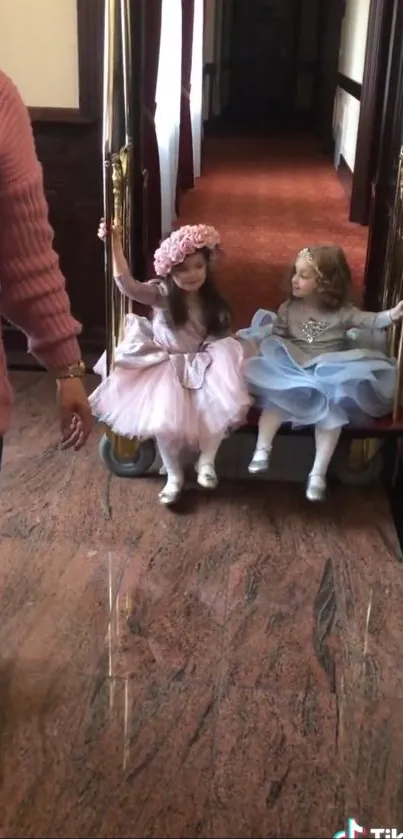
[289,244,352,310]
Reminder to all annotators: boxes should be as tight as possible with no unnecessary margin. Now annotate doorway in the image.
[226,0,300,129]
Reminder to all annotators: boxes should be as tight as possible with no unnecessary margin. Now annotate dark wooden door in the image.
[364,0,403,309]
[227,0,300,126]
[349,0,393,224]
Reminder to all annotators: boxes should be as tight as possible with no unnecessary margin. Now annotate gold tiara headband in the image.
[299,247,323,278]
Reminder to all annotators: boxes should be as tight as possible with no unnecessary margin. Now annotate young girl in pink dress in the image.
[89,222,251,505]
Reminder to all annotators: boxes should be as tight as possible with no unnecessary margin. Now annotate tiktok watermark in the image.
[333,818,403,838]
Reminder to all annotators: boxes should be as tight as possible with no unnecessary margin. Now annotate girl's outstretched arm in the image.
[344,302,403,330]
[98,219,166,307]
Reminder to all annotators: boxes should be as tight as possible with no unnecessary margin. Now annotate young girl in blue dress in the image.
[238,244,403,501]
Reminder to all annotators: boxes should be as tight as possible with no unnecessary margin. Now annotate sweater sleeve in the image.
[0,72,82,369]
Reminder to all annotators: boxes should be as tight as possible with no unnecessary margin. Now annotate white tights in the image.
[157,432,224,482]
[255,409,342,479]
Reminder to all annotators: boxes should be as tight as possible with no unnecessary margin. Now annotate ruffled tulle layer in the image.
[239,310,397,429]
[89,318,251,447]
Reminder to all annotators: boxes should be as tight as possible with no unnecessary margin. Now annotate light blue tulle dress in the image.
[237,300,398,429]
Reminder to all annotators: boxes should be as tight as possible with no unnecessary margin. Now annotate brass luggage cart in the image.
[98,0,156,477]
[98,0,403,488]
[332,145,403,488]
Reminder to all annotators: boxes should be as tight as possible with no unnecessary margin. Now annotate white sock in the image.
[157,437,184,483]
[311,425,342,479]
[255,409,284,453]
[198,432,224,471]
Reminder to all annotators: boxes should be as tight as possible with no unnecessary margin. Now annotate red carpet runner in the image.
[178,135,368,329]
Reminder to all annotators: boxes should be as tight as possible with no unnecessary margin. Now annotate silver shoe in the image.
[248,447,270,474]
[306,473,326,502]
[196,462,218,489]
[159,476,184,505]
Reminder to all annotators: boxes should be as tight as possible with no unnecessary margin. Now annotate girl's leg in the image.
[249,409,283,473]
[306,424,342,501]
[156,437,184,505]
[196,431,224,489]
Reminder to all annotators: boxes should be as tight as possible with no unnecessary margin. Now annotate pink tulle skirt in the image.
[89,335,251,449]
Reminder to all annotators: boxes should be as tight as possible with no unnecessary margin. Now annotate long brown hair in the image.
[165,247,232,336]
[287,244,352,310]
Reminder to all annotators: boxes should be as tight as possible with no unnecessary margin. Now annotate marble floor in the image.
[1,372,403,838]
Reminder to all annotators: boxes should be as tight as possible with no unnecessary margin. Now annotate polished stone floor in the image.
[0,372,403,838]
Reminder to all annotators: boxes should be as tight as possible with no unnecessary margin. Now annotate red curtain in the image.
[143,0,162,268]
[176,0,195,210]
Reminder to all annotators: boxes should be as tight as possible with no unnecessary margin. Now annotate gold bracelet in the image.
[55,360,86,380]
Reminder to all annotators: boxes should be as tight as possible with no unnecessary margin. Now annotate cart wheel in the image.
[99,434,156,477]
[332,443,384,487]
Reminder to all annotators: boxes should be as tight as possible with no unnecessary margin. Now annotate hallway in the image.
[1,137,403,838]
[178,135,368,325]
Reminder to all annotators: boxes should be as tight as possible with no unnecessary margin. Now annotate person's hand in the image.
[391,300,403,321]
[98,218,122,241]
[56,377,92,450]
[98,218,127,276]
[98,218,108,241]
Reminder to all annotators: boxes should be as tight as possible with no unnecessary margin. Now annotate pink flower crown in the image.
[153,224,221,277]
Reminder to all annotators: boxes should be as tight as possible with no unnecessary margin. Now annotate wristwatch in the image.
[55,360,86,380]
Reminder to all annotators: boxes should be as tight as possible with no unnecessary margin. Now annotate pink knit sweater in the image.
[0,71,82,434]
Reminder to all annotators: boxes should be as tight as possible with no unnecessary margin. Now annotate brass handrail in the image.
[102,0,133,376]
[101,0,140,463]
[382,148,403,312]
[381,145,403,422]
